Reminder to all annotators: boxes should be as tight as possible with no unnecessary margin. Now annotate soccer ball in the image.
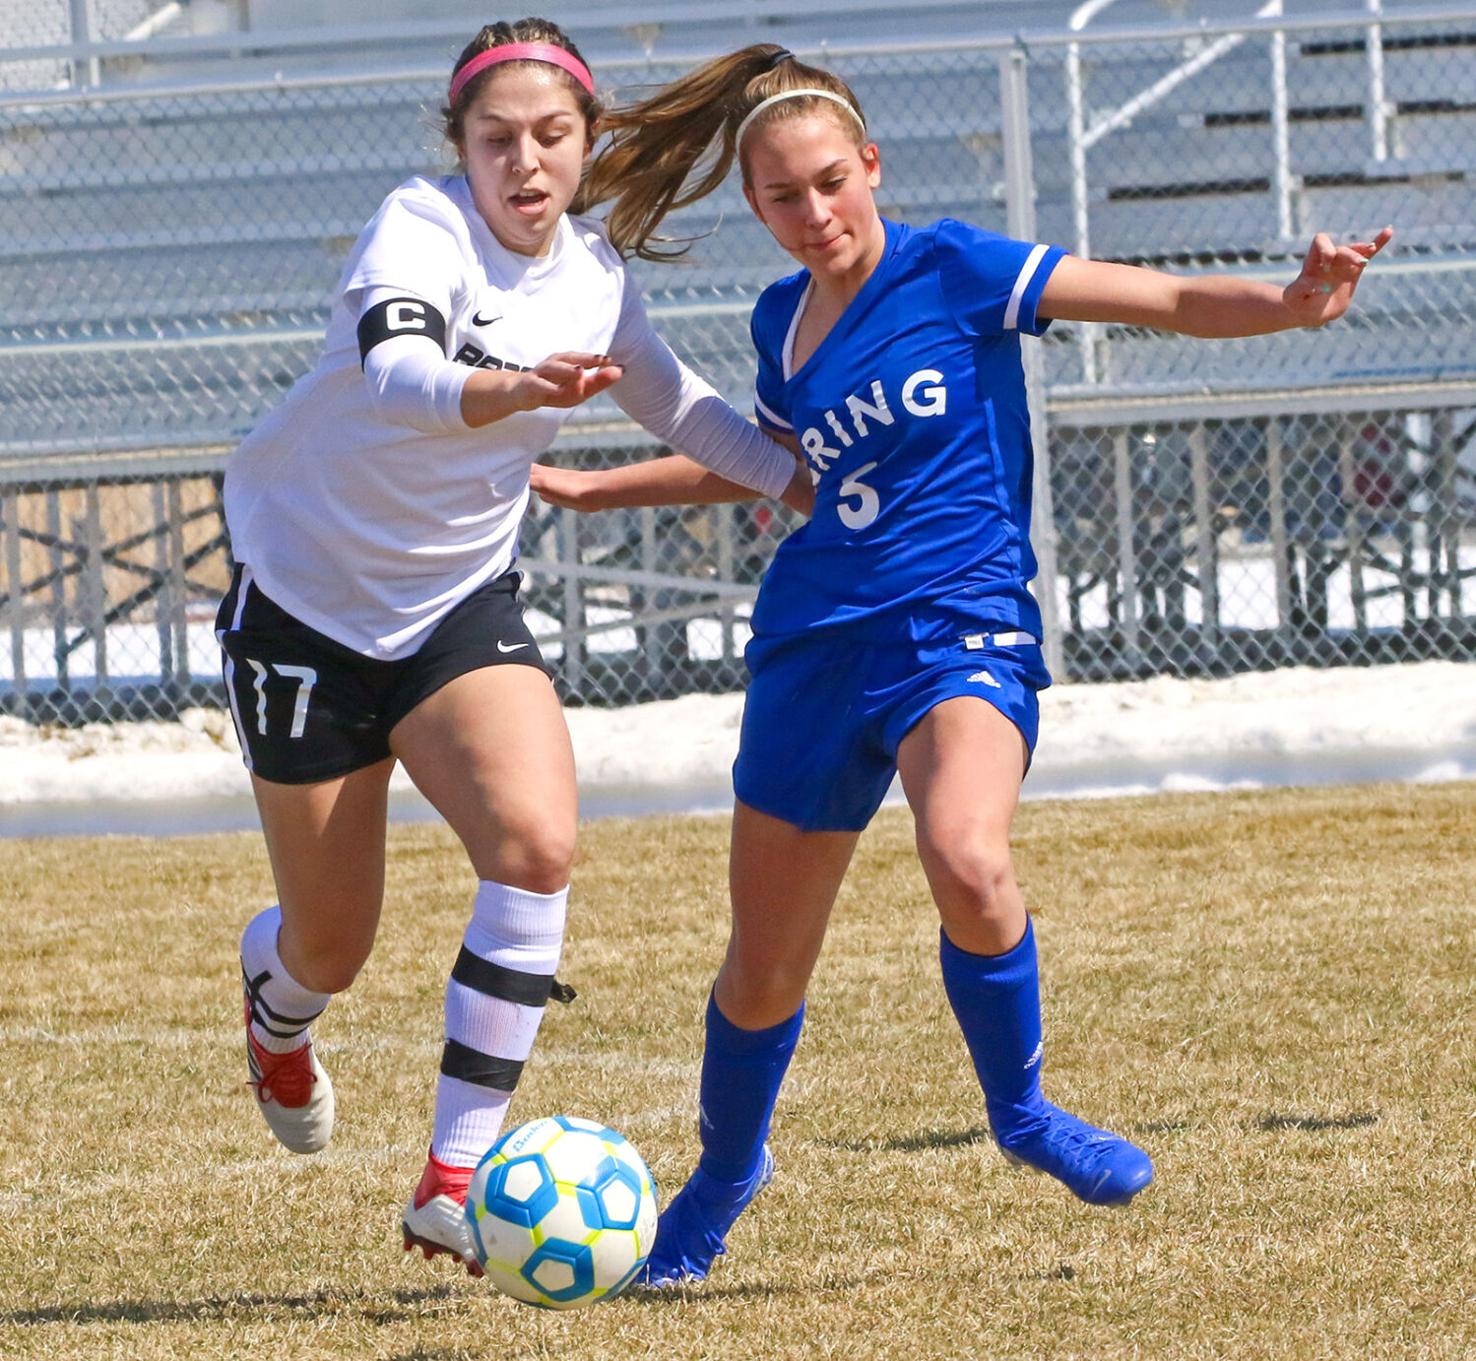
[465,1115,659,1309]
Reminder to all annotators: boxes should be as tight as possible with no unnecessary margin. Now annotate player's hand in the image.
[528,461,611,511]
[518,352,624,410]
[1284,226,1393,327]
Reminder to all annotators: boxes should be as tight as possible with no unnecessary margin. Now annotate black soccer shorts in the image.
[215,564,549,784]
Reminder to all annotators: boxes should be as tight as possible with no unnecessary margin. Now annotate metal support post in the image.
[1266,418,1294,634]
[1001,45,1065,676]
[152,481,175,694]
[640,504,662,679]
[1270,23,1295,241]
[47,491,69,689]
[1431,409,1459,616]
[167,479,190,684]
[3,491,27,711]
[1189,426,1220,653]
[716,504,736,663]
[1112,431,1141,665]
[1366,0,1389,162]
[84,484,108,693]
[68,0,101,88]
[560,506,585,697]
[1064,41,1098,385]
[1337,419,1369,632]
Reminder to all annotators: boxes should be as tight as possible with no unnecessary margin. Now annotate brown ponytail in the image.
[580,45,867,262]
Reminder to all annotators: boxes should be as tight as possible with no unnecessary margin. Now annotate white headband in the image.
[734,87,866,149]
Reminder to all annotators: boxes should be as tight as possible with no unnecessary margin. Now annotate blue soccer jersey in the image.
[749,217,1064,641]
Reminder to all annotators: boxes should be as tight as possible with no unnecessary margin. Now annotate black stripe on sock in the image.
[249,997,325,1029]
[450,946,555,1007]
[251,1013,311,1042]
[441,1038,525,1091]
[241,966,325,1030]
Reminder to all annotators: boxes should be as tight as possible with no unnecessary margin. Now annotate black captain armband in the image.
[357,296,448,366]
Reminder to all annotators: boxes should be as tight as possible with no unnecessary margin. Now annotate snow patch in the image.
[1,662,1471,832]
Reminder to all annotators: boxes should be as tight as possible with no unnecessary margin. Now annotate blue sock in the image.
[695,991,804,1184]
[939,916,1049,1138]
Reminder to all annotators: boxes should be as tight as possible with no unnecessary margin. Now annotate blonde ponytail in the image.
[580,45,867,261]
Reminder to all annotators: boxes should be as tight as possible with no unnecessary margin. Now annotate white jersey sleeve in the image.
[344,191,470,315]
[606,280,795,501]
[343,188,477,434]
[357,286,471,434]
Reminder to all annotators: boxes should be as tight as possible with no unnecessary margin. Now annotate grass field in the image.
[1,782,1473,1361]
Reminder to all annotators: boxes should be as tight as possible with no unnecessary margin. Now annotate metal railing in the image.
[2,4,1473,720]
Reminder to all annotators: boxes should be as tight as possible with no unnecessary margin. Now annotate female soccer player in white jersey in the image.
[532,45,1391,1284]
[217,20,809,1275]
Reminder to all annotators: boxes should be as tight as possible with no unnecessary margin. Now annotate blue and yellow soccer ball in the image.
[465,1115,659,1309]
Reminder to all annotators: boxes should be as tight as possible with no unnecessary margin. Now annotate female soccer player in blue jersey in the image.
[535,44,1390,1285]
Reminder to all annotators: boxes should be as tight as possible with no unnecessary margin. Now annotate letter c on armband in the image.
[357,296,450,366]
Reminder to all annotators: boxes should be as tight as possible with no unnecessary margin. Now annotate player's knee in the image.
[290,934,373,994]
[476,823,575,895]
[924,834,1017,916]
[718,953,809,1028]
[506,856,573,897]
[277,891,379,994]
[310,955,368,995]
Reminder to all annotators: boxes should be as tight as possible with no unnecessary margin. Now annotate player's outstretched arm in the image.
[460,352,626,427]
[531,451,813,515]
[1038,226,1393,338]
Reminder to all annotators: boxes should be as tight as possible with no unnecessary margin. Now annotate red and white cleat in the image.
[402,1150,483,1277]
[245,1018,334,1155]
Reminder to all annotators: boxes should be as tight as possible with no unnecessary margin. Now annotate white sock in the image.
[432,880,568,1168]
[240,905,331,1055]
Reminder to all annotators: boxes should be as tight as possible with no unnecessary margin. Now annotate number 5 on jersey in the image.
[837,460,880,530]
[244,660,318,739]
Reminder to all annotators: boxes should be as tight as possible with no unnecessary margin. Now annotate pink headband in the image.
[448,42,594,105]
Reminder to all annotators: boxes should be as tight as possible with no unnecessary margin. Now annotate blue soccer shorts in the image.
[732,623,1051,833]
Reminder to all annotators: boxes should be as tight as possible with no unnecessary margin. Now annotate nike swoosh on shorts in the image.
[497,640,529,653]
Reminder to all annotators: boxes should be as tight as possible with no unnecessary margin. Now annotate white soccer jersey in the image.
[225,174,793,660]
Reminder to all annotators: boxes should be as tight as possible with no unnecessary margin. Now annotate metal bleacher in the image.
[1,1,1473,715]
[5,2,1476,462]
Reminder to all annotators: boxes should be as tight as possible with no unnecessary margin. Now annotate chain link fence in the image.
[0,0,186,91]
[2,7,1473,721]
[1050,405,1474,679]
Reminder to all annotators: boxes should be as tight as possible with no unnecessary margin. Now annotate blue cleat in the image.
[639,1145,775,1287]
[994,1103,1154,1206]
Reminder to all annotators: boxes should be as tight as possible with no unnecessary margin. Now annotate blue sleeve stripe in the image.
[1003,243,1051,331]
[754,390,793,431]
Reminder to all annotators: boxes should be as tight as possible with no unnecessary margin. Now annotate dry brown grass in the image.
[1,782,1473,1360]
